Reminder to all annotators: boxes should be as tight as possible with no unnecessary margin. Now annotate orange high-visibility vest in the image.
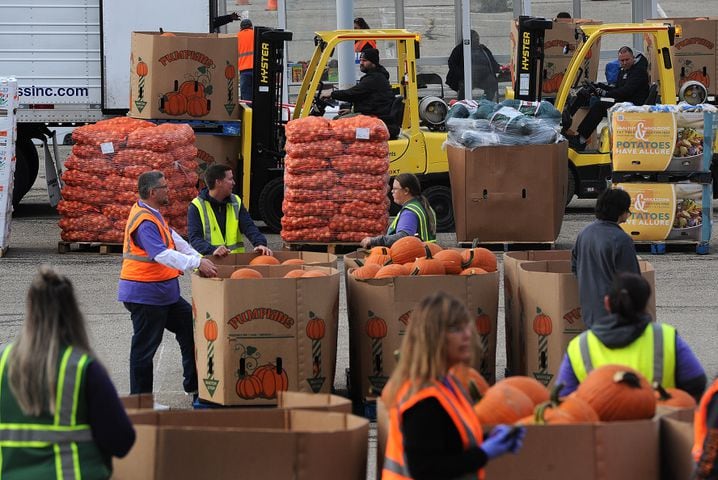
[382,376,484,480]
[694,379,718,462]
[354,39,377,53]
[238,29,254,72]
[120,202,182,282]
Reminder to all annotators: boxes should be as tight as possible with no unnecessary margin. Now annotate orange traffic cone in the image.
[236,0,248,5]
[266,0,277,10]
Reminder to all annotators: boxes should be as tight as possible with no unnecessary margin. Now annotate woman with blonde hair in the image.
[1,266,135,479]
[382,291,524,480]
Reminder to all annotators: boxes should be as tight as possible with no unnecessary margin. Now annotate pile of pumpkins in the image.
[352,237,498,279]
[452,363,696,426]
[229,256,330,279]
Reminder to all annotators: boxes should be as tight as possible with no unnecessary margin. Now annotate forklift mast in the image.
[249,26,293,206]
[513,16,553,102]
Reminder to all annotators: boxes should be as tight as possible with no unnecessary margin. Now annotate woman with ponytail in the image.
[360,173,437,248]
[556,272,706,400]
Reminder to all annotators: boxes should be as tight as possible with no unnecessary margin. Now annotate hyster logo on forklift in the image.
[260,42,270,84]
[521,32,531,71]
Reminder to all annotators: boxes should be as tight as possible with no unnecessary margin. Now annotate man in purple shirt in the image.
[118,171,217,396]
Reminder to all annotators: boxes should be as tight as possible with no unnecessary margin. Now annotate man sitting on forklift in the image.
[564,46,649,151]
[320,48,395,123]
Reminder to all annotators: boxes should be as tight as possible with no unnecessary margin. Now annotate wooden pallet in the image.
[283,242,361,255]
[457,241,555,252]
[634,241,710,255]
[57,241,123,254]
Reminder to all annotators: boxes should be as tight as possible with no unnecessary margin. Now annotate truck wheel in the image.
[423,185,454,233]
[12,135,40,208]
[566,168,577,206]
[258,177,284,233]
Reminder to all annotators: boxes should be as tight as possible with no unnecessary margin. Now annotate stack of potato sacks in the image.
[58,117,199,243]
[281,115,390,243]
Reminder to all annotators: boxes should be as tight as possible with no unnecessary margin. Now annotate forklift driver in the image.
[563,46,649,151]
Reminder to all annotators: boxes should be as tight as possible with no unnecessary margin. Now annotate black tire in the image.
[12,135,40,208]
[566,167,577,206]
[258,177,284,233]
[423,185,454,233]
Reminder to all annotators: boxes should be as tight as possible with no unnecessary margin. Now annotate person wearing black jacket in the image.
[565,46,649,151]
[211,12,239,32]
[446,30,501,101]
[321,48,394,120]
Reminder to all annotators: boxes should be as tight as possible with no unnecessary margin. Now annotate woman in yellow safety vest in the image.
[0,266,135,479]
[360,173,437,248]
[694,378,718,479]
[382,291,525,480]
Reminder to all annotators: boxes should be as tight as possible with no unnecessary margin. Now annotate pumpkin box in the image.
[659,407,696,480]
[517,259,656,388]
[345,269,499,405]
[129,32,240,122]
[113,409,369,480]
[191,266,340,406]
[209,251,337,268]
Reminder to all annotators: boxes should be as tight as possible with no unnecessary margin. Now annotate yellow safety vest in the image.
[567,322,677,387]
[191,194,245,253]
[387,199,436,243]
[0,344,110,479]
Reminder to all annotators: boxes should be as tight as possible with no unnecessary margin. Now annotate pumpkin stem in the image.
[653,382,672,401]
[471,238,479,249]
[355,259,365,267]
[614,371,642,389]
[468,380,482,404]
[550,383,565,405]
[423,244,433,259]
[409,265,421,276]
[461,249,475,269]
[534,401,553,425]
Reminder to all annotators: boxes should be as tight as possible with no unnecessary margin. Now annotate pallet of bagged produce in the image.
[57,241,123,255]
[148,118,241,136]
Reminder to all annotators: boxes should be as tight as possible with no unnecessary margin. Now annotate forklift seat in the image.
[643,83,659,106]
[384,95,405,140]
[416,73,445,99]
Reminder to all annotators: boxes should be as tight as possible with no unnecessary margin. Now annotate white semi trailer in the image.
[0,0,223,206]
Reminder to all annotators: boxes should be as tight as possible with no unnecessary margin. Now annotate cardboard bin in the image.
[447,142,568,243]
[346,270,499,403]
[517,259,655,387]
[191,266,340,406]
[129,32,240,121]
[277,390,352,414]
[120,393,155,413]
[503,250,572,377]
[209,251,337,268]
[113,409,369,480]
[659,407,696,480]
[194,135,241,183]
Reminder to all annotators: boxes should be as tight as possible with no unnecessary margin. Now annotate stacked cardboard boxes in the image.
[0,77,18,255]
[610,108,715,249]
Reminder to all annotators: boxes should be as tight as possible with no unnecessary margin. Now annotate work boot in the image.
[566,134,586,152]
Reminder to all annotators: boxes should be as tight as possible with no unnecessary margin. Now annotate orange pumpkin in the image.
[654,383,696,409]
[460,267,488,275]
[375,264,410,278]
[520,402,575,425]
[461,246,497,272]
[425,242,443,256]
[162,92,187,115]
[236,374,262,399]
[306,311,326,340]
[366,311,388,339]
[136,59,148,77]
[250,255,280,265]
[575,365,656,421]
[365,247,392,266]
[254,361,289,399]
[203,318,218,341]
[160,32,176,37]
[187,95,210,117]
[302,269,329,277]
[498,376,550,406]
[390,236,426,265]
[475,308,491,336]
[685,67,710,88]
[352,263,382,280]
[409,246,446,275]
[281,258,305,265]
[179,80,205,98]
[558,392,599,422]
[225,61,237,80]
[473,383,534,425]
[434,249,463,275]
[284,269,305,278]
[532,308,552,336]
[449,363,490,401]
[230,268,263,279]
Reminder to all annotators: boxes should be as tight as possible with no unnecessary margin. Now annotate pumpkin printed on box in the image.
[134,57,149,112]
[366,310,389,393]
[532,307,553,386]
[542,63,564,94]
[202,312,220,397]
[160,69,214,118]
[232,344,289,400]
[305,311,327,392]
[679,60,711,88]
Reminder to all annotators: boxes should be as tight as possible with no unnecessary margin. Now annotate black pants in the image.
[124,298,197,394]
[569,88,612,139]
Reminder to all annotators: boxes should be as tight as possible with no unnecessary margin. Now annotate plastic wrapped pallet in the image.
[58,117,199,243]
[281,115,390,243]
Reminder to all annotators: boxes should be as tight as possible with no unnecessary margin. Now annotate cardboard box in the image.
[611,111,712,172]
[486,418,660,479]
[129,32,239,121]
[194,135,241,181]
[447,142,568,243]
[113,409,369,480]
[120,394,155,412]
[277,391,352,414]
[210,251,337,268]
[346,271,499,403]
[503,250,572,376]
[191,266,340,405]
[615,182,713,242]
[509,19,602,95]
[516,259,655,386]
[659,408,696,480]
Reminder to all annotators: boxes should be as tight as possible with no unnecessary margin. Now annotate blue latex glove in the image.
[480,425,526,460]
